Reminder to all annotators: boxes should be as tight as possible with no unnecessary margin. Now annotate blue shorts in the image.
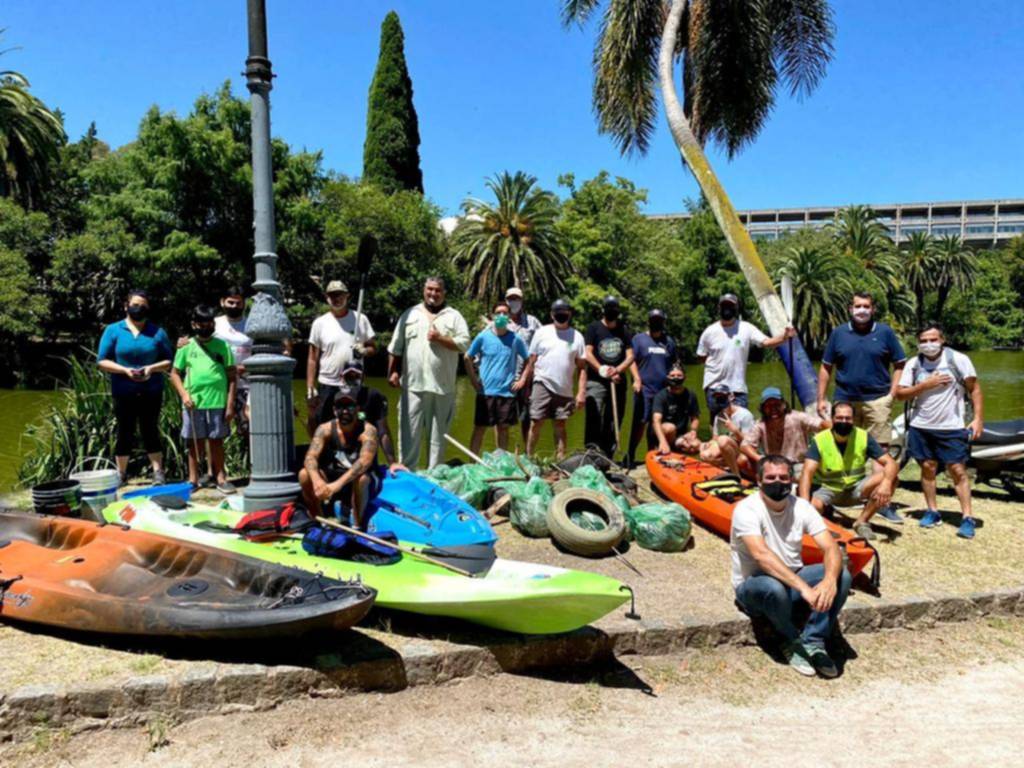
[907,426,970,466]
[182,408,230,440]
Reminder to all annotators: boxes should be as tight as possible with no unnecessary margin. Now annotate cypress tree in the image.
[362,11,423,194]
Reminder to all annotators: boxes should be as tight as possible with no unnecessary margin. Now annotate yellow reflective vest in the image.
[812,428,868,491]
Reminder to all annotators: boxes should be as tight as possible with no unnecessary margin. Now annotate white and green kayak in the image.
[103,499,629,635]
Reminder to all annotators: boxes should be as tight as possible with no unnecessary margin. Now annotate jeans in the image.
[735,564,852,648]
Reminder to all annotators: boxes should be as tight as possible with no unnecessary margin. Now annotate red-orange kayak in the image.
[0,512,375,638]
[646,451,878,582]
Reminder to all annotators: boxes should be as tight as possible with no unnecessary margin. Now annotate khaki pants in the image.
[398,389,456,469]
[851,394,894,444]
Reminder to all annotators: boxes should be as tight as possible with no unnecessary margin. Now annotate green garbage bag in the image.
[625,502,692,553]
[568,465,632,519]
[420,464,491,508]
[508,476,552,538]
[480,449,540,478]
[569,509,608,531]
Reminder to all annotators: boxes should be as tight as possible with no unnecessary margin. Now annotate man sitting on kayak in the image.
[652,365,701,454]
[732,454,851,678]
[798,401,899,541]
[299,386,380,528]
[740,386,827,478]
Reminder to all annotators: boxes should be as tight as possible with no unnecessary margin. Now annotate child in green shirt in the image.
[171,304,237,493]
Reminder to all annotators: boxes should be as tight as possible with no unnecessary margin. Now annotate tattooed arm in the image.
[303,424,332,499]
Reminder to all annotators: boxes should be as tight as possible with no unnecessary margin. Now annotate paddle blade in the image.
[781,275,794,320]
[357,234,378,274]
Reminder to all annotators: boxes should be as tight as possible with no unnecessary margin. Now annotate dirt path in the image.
[8,617,1024,768]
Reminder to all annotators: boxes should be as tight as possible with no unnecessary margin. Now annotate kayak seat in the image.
[974,418,1024,447]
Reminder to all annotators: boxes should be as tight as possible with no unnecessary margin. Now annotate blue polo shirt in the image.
[632,332,678,397]
[467,329,529,397]
[822,322,906,402]
[97,320,173,396]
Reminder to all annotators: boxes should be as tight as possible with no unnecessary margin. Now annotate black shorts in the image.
[474,393,518,427]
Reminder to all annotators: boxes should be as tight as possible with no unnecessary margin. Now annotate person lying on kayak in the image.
[797,401,899,541]
[299,387,381,527]
[740,386,827,479]
[652,365,701,454]
[732,454,851,678]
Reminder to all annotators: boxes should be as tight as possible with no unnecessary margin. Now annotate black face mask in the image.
[667,379,686,389]
[603,307,620,321]
[553,312,571,325]
[762,481,791,502]
[720,306,737,321]
[127,305,148,321]
[713,396,729,408]
[193,324,215,340]
[225,306,244,319]
[833,422,854,438]
[649,318,665,333]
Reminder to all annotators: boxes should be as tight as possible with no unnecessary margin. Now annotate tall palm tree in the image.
[561,0,834,404]
[932,234,978,319]
[450,171,570,303]
[774,244,853,354]
[830,205,900,290]
[902,230,937,329]
[0,47,64,207]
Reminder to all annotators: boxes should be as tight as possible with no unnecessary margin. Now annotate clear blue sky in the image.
[4,1,1022,215]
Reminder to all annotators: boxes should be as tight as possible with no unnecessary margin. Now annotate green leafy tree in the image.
[773,244,854,355]
[362,11,423,194]
[451,171,569,305]
[0,44,65,207]
[903,231,937,329]
[932,234,978,320]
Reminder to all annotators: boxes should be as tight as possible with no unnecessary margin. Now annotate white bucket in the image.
[70,457,121,521]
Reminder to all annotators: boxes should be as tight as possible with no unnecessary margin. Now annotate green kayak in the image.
[103,499,629,635]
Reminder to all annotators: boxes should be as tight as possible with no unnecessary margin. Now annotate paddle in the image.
[781,274,796,410]
[355,234,378,325]
[318,518,474,578]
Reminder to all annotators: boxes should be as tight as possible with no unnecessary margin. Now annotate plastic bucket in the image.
[70,457,121,520]
[32,479,83,517]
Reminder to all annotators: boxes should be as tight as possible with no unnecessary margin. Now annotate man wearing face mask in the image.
[387,277,471,468]
[505,287,542,443]
[697,293,795,421]
[523,299,588,459]
[895,323,984,538]
[307,280,377,433]
[741,387,828,477]
[626,309,678,466]
[799,401,899,541]
[299,388,380,528]
[732,455,850,678]
[212,286,254,442]
[817,292,906,456]
[171,305,237,494]
[583,296,635,457]
[464,299,530,455]
[651,364,701,455]
[339,361,404,476]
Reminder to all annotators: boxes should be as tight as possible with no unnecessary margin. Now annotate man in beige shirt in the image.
[741,387,828,477]
[387,277,470,468]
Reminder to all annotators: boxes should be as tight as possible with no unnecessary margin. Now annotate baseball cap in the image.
[760,386,784,404]
[335,385,359,404]
[325,280,349,294]
[719,293,739,307]
[603,295,620,307]
[710,383,731,396]
[342,360,364,376]
[506,286,524,299]
[648,308,666,319]
[551,298,572,312]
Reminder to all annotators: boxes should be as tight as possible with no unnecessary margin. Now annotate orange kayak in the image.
[0,512,375,638]
[646,452,878,582]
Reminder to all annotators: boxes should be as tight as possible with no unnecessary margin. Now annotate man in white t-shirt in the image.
[387,277,471,469]
[895,322,984,539]
[521,298,587,460]
[697,293,794,420]
[731,455,851,678]
[307,279,376,432]
[214,286,255,441]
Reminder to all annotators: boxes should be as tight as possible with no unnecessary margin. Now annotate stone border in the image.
[1,586,1021,741]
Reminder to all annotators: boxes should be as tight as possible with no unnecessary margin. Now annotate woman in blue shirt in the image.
[97,289,173,483]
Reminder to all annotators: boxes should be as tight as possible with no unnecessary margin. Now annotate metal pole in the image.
[241,0,301,510]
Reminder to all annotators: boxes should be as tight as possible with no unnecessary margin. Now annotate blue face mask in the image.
[494,313,510,330]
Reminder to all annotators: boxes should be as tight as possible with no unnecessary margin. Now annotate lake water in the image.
[3,351,1022,491]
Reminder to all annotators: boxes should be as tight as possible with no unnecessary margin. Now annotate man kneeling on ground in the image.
[299,387,380,528]
[732,455,851,678]
[798,400,899,541]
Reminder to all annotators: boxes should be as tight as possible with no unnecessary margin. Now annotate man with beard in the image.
[307,279,377,432]
[732,455,850,678]
[583,295,635,457]
[741,387,828,477]
[799,401,900,541]
[895,323,984,538]
[697,293,794,421]
[387,277,470,468]
[299,387,380,528]
[339,361,404,475]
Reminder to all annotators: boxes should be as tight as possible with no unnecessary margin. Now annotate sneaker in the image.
[876,505,904,525]
[151,469,166,486]
[782,641,816,677]
[919,509,942,528]
[804,644,840,679]
[198,474,215,489]
[854,522,876,541]
[957,517,976,539]
[216,480,237,495]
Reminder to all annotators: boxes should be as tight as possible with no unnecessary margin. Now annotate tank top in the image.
[322,421,377,475]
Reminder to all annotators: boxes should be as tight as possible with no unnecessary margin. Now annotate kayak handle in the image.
[619,585,641,621]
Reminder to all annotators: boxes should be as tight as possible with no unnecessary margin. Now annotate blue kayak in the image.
[364,469,497,552]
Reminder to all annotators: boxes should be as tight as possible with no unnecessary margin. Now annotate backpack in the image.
[904,347,972,428]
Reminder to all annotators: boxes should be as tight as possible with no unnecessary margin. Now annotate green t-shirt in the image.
[173,338,235,410]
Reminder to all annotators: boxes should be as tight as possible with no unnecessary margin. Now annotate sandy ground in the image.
[6,617,1024,768]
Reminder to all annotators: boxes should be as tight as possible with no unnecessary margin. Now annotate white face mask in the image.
[508,299,523,314]
[851,307,872,323]
[918,341,942,358]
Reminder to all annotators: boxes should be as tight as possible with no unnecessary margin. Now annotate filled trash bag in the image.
[624,503,692,553]
[507,476,553,538]
[568,465,633,519]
